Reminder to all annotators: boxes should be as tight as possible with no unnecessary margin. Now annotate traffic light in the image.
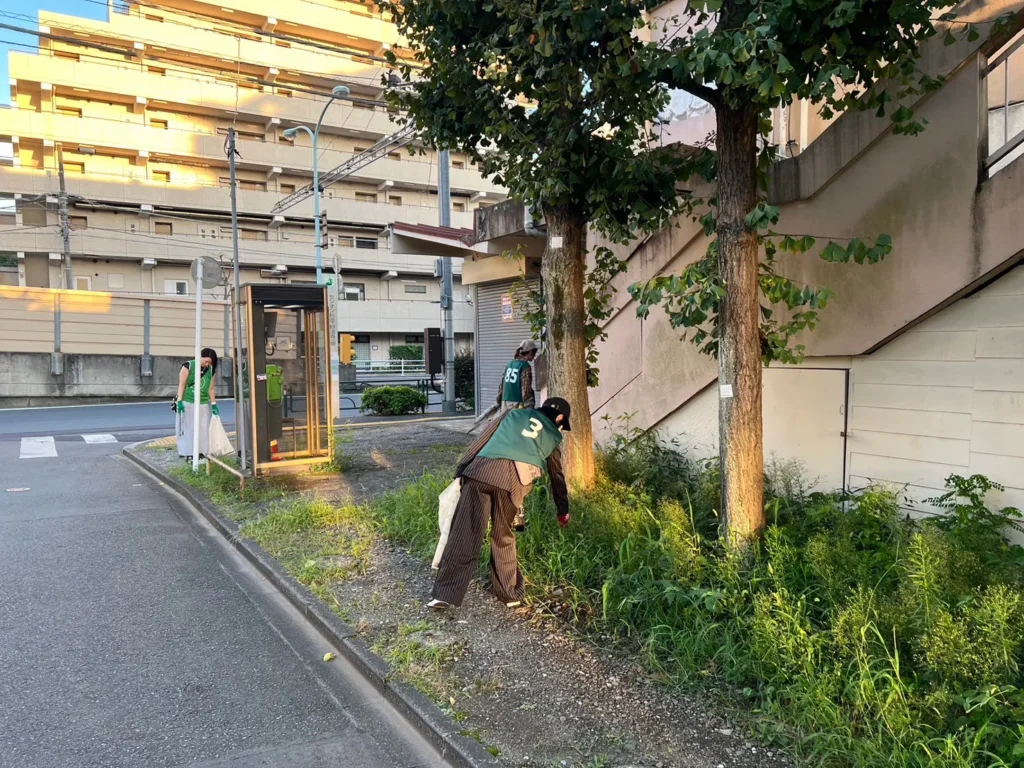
[340,333,355,364]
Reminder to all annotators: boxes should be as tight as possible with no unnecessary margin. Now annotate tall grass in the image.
[369,424,1024,768]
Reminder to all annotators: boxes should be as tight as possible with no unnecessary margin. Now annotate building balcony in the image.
[0,166,478,228]
[0,111,504,196]
[0,226,462,276]
[337,297,473,335]
[9,54,398,139]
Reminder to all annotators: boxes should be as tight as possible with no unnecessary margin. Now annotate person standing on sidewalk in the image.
[174,347,220,461]
[429,397,572,610]
[496,339,538,413]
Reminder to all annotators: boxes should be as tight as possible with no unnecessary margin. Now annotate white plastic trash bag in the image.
[208,416,235,457]
[432,479,462,570]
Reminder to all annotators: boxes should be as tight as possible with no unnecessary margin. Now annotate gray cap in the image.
[519,339,539,353]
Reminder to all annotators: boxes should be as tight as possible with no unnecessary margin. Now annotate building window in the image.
[152,170,170,183]
[240,180,267,192]
[354,146,369,154]
[336,236,354,247]
[452,159,465,169]
[403,284,427,294]
[405,334,424,344]
[150,118,168,130]
[72,276,92,291]
[354,192,377,203]
[388,195,402,206]
[164,279,188,296]
[154,221,173,236]
[388,152,401,161]
[68,215,88,230]
[64,162,85,175]
[57,106,83,118]
[276,88,293,97]
[54,51,81,62]
[355,237,377,250]
[240,229,267,241]
[453,201,466,212]
[342,283,365,301]
[280,183,296,195]
[144,13,164,21]
[147,66,166,76]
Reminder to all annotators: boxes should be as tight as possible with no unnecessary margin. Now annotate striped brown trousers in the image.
[431,478,523,607]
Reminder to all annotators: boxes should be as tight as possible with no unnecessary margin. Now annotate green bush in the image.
[369,429,1024,768]
[455,351,474,401]
[389,344,424,361]
[361,385,427,416]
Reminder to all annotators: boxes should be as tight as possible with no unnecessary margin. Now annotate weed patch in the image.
[367,431,1024,768]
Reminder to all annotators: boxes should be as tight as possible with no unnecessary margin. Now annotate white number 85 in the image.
[521,418,543,439]
[504,368,519,384]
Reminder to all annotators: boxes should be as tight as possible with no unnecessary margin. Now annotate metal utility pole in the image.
[438,149,456,414]
[227,128,248,473]
[56,144,72,289]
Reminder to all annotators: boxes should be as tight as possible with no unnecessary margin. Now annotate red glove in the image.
[557,513,570,528]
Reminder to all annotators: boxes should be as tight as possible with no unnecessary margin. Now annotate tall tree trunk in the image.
[715,104,764,545]
[541,204,595,489]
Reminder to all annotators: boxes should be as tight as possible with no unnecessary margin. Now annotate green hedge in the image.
[389,344,424,361]
[361,385,428,416]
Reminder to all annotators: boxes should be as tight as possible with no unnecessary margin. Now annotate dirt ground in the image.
[145,421,787,768]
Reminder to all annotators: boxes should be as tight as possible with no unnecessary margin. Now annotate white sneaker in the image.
[426,598,451,611]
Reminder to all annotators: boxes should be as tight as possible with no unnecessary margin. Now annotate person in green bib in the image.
[496,339,538,413]
[173,347,220,461]
[429,397,572,610]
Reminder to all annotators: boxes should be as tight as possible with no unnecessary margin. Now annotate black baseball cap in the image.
[541,397,572,431]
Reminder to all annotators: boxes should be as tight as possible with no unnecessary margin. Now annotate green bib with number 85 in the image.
[478,409,562,469]
[501,359,531,403]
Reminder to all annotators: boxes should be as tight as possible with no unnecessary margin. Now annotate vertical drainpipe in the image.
[141,299,153,378]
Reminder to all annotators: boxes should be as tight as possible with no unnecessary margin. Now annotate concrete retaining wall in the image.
[0,351,234,406]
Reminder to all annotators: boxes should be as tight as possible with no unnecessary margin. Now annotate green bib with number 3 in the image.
[501,359,531,403]
[478,409,562,469]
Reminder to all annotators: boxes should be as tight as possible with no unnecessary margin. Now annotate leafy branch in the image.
[513,245,627,387]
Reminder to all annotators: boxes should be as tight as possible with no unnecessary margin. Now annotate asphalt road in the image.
[0,423,447,767]
[0,401,234,441]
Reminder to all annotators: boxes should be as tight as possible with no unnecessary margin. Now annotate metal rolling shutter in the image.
[475,278,539,414]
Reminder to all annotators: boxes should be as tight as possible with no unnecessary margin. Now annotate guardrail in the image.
[353,359,426,375]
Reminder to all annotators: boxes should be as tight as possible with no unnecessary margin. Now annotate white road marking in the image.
[82,433,118,444]
[20,436,57,459]
[6,488,31,493]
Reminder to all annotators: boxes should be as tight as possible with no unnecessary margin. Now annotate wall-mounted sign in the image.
[501,294,514,322]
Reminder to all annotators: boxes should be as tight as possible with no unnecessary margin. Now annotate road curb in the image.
[122,444,499,768]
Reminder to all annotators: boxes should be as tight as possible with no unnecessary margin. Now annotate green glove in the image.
[175,400,185,414]
[211,403,220,417]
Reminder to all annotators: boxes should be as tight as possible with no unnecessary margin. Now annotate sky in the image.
[0,0,108,106]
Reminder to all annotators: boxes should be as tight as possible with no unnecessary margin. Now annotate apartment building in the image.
[0,0,500,362]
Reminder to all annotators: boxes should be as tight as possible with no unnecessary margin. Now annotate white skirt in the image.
[176,402,211,457]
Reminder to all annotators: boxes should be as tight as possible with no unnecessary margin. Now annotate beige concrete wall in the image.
[0,285,229,358]
[847,264,1024,511]
[592,54,1024,438]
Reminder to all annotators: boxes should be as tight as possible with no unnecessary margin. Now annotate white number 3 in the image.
[521,418,543,439]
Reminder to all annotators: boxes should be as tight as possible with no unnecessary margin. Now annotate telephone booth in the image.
[238,283,333,475]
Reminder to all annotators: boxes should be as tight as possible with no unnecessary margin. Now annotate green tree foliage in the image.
[379,0,695,487]
[626,0,1015,543]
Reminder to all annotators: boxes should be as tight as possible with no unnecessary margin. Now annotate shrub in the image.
[361,385,427,416]
[367,434,1024,767]
[454,351,474,401]
[389,344,424,361]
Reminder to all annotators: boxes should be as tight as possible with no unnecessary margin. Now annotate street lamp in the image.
[283,84,351,284]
